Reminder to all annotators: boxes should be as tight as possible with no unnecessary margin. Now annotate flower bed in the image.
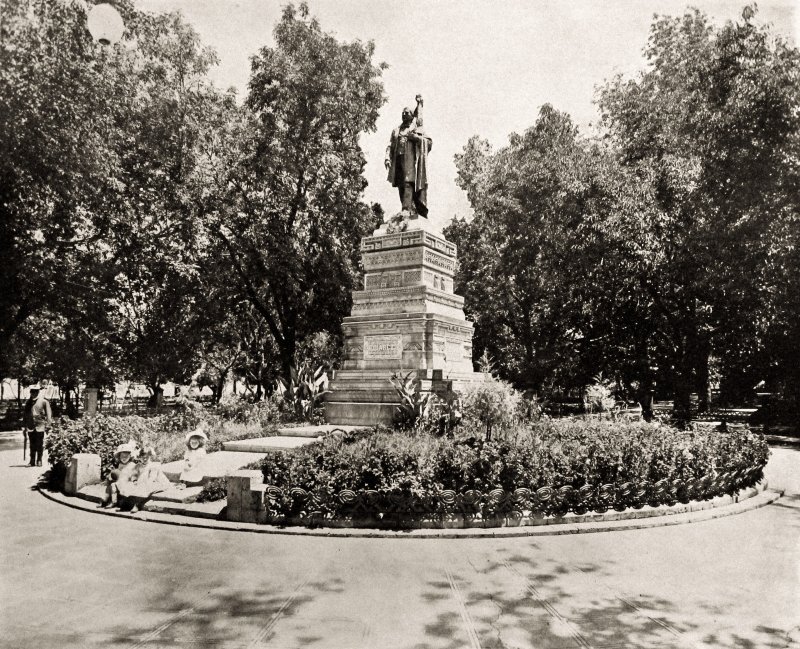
[247,421,769,524]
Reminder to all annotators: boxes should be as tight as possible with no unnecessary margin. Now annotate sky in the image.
[138,0,798,229]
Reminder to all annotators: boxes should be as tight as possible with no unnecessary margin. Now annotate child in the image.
[99,440,139,508]
[180,427,208,485]
[118,447,172,513]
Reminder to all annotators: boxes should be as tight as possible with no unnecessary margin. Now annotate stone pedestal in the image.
[326,220,483,426]
[64,453,101,496]
[226,470,266,524]
[84,387,98,417]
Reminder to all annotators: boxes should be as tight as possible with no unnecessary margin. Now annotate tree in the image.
[597,6,800,415]
[0,0,232,400]
[204,3,386,379]
[99,10,229,402]
[447,105,651,395]
[0,0,131,377]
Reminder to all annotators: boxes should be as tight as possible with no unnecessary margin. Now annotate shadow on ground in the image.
[415,547,790,649]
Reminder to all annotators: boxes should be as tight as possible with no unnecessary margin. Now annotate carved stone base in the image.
[326,225,483,426]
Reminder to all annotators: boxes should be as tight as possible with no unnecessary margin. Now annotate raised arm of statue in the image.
[413,94,424,128]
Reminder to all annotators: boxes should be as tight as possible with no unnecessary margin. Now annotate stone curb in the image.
[37,482,783,539]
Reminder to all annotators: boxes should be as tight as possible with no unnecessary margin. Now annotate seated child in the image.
[180,427,208,485]
[99,440,139,508]
[117,446,172,513]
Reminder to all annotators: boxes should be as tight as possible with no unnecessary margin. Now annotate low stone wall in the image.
[226,468,766,529]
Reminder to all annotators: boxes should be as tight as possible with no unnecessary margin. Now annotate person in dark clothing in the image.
[27,384,51,467]
[22,391,36,464]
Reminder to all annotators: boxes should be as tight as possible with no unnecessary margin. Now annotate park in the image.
[1,0,799,647]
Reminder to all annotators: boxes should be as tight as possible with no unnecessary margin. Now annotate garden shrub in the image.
[196,477,228,503]
[45,409,278,489]
[583,378,616,413]
[214,394,282,427]
[459,374,520,439]
[250,420,769,522]
[45,415,130,485]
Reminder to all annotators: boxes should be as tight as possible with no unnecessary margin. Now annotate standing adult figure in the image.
[385,94,432,217]
[29,384,52,467]
[22,388,36,463]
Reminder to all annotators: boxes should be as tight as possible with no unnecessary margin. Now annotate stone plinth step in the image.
[325,389,400,403]
[275,424,368,438]
[150,485,205,503]
[75,483,108,504]
[74,482,204,505]
[326,401,396,426]
[222,436,320,453]
[161,451,268,484]
[142,499,226,519]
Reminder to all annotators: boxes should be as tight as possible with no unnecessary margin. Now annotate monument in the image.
[326,96,483,425]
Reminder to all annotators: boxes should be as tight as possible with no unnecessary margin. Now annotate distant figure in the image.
[22,390,36,464]
[385,94,432,217]
[28,384,52,467]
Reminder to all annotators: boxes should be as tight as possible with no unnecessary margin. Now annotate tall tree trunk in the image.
[673,341,694,424]
[696,338,712,413]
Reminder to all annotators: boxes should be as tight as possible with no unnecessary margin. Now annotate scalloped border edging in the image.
[37,480,782,539]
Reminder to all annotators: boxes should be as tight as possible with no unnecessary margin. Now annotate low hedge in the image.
[45,410,274,487]
[251,421,769,520]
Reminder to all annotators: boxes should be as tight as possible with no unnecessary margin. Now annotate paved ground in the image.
[0,433,797,649]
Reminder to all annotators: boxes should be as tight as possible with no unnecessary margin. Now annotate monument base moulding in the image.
[326,218,484,426]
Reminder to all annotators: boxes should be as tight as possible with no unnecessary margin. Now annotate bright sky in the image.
[139,0,798,228]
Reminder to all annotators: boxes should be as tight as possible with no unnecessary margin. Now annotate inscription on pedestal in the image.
[363,334,403,360]
[445,338,466,360]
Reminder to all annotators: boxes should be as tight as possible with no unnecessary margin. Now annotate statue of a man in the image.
[384,95,432,217]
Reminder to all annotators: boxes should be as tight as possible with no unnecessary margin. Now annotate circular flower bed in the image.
[252,420,769,525]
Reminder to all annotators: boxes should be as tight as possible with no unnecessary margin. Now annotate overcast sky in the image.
[138,0,798,228]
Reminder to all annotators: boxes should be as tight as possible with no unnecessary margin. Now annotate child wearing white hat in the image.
[99,440,139,508]
[117,447,172,512]
[179,427,208,485]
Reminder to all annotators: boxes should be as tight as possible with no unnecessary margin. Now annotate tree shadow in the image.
[414,548,789,649]
[97,575,344,647]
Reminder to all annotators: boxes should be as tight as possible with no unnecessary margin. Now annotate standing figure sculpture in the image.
[385,95,432,217]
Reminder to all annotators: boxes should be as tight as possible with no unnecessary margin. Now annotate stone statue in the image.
[385,95,432,217]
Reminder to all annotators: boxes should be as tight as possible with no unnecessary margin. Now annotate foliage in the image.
[203,3,387,379]
[45,410,268,488]
[447,7,800,416]
[45,415,129,485]
[252,420,769,520]
[584,375,616,413]
[595,6,800,415]
[389,371,438,431]
[446,106,644,397]
[196,477,228,503]
[459,374,521,439]
[0,0,230,393]
[214,394,282,427]
[276,363,330,422]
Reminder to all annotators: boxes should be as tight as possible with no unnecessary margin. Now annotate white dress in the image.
[119,461,172,498]
[180,448,206,484]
